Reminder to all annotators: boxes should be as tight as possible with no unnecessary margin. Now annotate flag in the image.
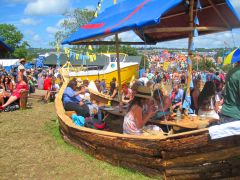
[194,28,199,37]
[194,16,200,25]
[114,0,116,4]
[197,0,202,10]
[76,53,79,60]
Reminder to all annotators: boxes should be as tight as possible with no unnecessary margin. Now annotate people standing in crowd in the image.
[43,74,52,103]
[220,62,240,124]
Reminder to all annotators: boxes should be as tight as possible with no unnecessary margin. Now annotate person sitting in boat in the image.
[99,79,107,94]
[190,79,201,114]
[121,83,133,103]
[198,81,219,120]
[62,78,90,118]
[153,88,171,118]
[171,83,184,112]
[110,77,118,98]
[0,74,28,111]
[123,86,156,135]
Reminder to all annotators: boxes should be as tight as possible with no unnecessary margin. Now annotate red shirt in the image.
[43,78,52,90]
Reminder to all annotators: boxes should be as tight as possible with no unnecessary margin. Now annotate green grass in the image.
[44,119,160,180]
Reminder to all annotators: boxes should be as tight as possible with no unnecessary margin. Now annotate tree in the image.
[52,8,95,45]
[0,24,29,58]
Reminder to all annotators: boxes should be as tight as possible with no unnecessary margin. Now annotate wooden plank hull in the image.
[55,79,240,179]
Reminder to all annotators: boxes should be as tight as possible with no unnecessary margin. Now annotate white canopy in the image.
[0,59,19,67]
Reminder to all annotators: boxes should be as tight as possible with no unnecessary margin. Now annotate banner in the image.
[163,62,170,71]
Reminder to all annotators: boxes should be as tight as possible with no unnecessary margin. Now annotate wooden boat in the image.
[88,88,120,107]
[55,78,240,179]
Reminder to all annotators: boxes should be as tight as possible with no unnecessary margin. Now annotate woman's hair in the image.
[127,96,144,112]
[198,81,216,107]
[67,79,77,89]
[153,89,164,101]
[5,76,11,84]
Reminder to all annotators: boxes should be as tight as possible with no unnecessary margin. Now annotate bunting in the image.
[94,0,103,18]
[63,47,96,62]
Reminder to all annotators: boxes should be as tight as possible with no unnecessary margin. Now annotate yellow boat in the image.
[61,53,139,86]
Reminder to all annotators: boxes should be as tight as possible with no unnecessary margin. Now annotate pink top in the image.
[12,83,28,99]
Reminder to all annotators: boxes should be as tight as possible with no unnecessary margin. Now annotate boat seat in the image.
[65,111,77,118]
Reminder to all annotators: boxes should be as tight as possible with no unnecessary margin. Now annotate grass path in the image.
[0,99,158,180]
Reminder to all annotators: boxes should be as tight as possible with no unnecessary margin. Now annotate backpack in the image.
[84,116,106,130]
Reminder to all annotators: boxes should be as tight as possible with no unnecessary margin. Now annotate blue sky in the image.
[0,0,240,49]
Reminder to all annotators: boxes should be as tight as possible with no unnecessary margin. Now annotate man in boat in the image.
[219,62,240,124]
[110,77,117,98]
[62,78,90,118]
[171,83,184,112]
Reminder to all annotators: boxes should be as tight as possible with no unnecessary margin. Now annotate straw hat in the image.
[19,58,26,63]
[135,86,152,99]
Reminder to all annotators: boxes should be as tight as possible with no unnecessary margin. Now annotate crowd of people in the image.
[0,58,62,112]
[61,61,240,135]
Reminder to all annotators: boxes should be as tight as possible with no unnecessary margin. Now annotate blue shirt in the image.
[62,87,81,105]
[172,89,184,104]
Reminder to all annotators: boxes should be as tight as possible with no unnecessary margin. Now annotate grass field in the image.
[0,99,159,180]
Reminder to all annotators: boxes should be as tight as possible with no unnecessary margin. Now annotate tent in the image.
[0,59,19,73]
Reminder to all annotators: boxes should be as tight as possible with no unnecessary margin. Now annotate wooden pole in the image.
[115,34,122,102]
[187,0,194,96]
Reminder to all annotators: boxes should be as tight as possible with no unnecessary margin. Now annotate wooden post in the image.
[115,34,122,102]
[187,0,194,95]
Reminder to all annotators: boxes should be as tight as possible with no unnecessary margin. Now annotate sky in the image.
[0,0,240,49]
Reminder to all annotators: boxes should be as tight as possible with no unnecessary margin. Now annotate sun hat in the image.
[19,58,26,63]
[135,86,152,99]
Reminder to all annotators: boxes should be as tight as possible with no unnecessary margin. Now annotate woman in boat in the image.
[62,78,90,118]
[0,74,28,111]
[123,86,156,135]
[190,79,201,114]
[110,77,118,98]
[198,81,219,120]
[121,83,133,103]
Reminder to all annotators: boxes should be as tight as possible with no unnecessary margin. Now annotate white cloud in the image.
[46,26,59,34]
[20,18,40,25]
[56,18,65,27]
[24,0,70,16]
[85,5,95,11]
[33,34,41,42]
[24,29,35,36]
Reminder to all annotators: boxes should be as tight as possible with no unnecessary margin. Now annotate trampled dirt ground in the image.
[0,99,158,180]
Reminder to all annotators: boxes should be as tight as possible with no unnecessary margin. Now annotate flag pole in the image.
[187,0,194,96]
[115,34,122,103]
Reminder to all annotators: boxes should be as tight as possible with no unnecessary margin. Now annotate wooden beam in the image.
[71,41,156,45]
[207,0,231,28]
[144,26,229,34]
[186,0,194,96]
[161,2,226,20]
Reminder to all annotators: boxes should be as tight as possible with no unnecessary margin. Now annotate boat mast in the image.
[115,34,122,102]
[186,0,194,96]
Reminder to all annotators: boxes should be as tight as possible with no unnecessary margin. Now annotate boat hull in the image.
[56,80,240,179]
